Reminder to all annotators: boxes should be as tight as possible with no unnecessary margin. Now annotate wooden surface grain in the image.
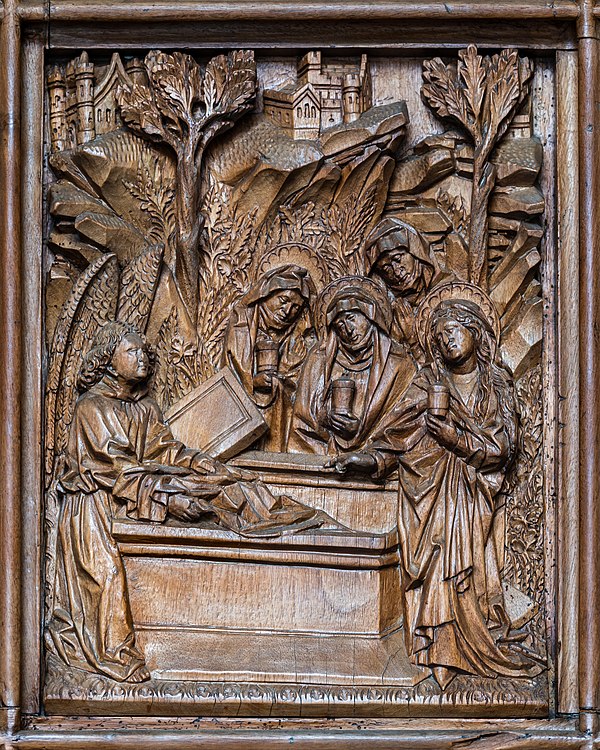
[0,0,598,745]
[0,0,22,732]
[44,0,580,21]
[43,20,576,51]
[555,49,580,717]
[19,29,45,718]
[577,0,600,722]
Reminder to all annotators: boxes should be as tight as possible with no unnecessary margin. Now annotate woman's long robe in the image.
[366,366,543,686]
[221,303,314,451]
[288,330,415,455]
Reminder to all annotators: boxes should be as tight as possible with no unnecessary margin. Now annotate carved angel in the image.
[45,319,330,682]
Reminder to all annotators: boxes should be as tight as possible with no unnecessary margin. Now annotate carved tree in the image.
[422,46,533,288]
[117,50,257,317]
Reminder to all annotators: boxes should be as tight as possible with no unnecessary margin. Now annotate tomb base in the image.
[112,521,424,687]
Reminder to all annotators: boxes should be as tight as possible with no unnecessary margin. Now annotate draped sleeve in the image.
[60,390,219,523]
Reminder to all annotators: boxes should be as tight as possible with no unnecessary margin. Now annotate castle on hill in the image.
[47,52,147,153]
[263,51,372,140]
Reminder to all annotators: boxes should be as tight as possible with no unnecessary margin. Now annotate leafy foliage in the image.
[422,46,532,164]
[436,189,468,239]
[326,185,378,276]
[117,50,257,160]
[118,50,257,317]
[422,46,533,287]
[123,157,176,255]
[197,181,259,372]
[502,365,546,653]
[153,306,212,411]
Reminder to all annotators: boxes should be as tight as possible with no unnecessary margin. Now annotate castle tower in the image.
[74,51,96,144]
[342,73,361,123]
[507,96,533,138]
[47,66,67,152]
[125,57,148,87]
[65,59,78,150]
[359,54,372,112]
[298,51,322,86]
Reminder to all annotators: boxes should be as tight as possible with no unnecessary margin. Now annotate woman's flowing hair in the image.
[431,304,518,460]
[77,321,156,392]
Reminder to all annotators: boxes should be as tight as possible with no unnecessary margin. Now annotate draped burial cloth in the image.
[46,376,328,682]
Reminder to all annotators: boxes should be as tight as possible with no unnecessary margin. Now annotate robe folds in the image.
[366,366,543,687]
[288,329,415,455]
[222,301,314,452]
[46,376,326,682]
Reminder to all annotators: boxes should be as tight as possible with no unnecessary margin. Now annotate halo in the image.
[315,275,393,336]
[415,281,501,354]
[257,242,330,293]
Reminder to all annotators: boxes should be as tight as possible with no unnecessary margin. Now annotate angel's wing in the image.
[45,253,120,485]
[117,243,164,332]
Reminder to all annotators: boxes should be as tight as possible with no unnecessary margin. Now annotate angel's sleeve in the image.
[60,395,183,522]
[61,394,137,494]
[142,397,219,473]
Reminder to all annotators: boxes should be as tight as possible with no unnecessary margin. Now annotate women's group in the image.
[222,216,544,688]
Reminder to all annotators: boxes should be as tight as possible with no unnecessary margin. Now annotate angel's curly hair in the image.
[77,321,155,392]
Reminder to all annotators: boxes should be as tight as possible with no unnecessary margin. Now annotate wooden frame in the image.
[0,0,597,746]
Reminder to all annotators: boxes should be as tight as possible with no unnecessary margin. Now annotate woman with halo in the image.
[326,283,543,689]
[288,276,415,455]
[221,264,316,451]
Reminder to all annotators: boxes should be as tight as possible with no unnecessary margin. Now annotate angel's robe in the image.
[364,366,543,687]
[45,375,325,682]
[287,329,415,455]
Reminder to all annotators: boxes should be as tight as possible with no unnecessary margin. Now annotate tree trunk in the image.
[174,142,203,320]
[468,157,496,290]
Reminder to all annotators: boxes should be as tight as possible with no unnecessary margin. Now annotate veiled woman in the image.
[46,322,327,683]
[366,217,453,361]
[288,276,415,455]
[221,264,315,451]
[327,284,543,689]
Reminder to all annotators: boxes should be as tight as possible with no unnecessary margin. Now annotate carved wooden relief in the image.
[42,44,551,718]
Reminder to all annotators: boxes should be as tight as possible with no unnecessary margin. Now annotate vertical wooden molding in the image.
[556,49,580,717]
[0,0,22,734]
[578,0,600,727]
[20,28,45,716]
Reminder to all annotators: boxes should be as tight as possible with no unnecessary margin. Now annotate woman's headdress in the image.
[365,217,435,281]
[242,264,315,306]
[316,276,393,336]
